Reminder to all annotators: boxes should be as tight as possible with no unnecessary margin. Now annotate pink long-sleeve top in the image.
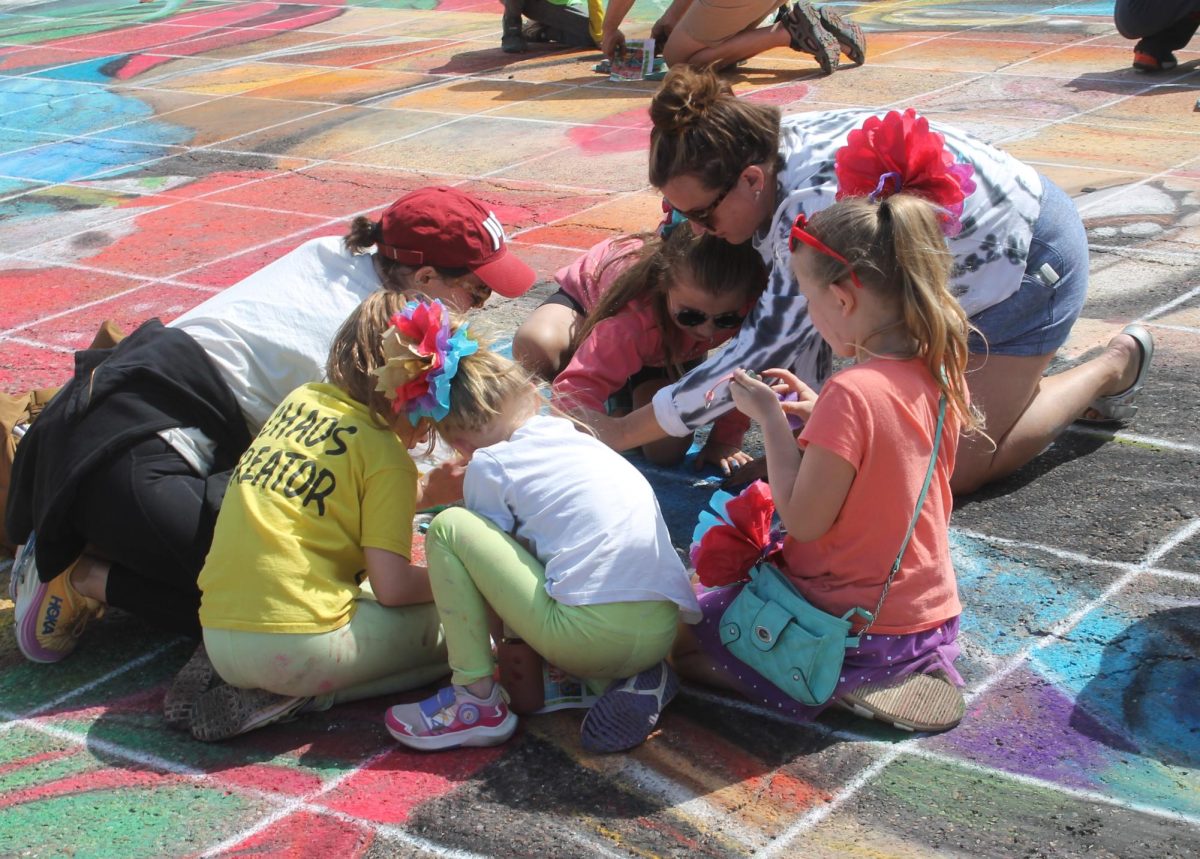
[551,237,751,449]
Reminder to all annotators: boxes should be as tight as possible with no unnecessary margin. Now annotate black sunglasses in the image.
[669,174,740,229]
[674,308,745,329]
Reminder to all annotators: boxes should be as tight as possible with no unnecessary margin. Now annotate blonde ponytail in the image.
[804,195,981,434]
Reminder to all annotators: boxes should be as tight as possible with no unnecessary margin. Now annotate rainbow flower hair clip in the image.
[373,299,478,425]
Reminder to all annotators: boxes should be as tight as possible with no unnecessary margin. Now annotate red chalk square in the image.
[0,339,75,394]
[175,223,344,289]
[208,809,372,856]
[19,283,216,347]
[0,45,112,74]
[317,744,506,824]
[35,200,329,280]
[55,23,211,55]
[451,180,610,235]
[202,166,437,219]
[515,223,616,250]
[0,266,145,331]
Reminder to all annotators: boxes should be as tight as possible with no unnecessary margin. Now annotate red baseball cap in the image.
[376,186,536,298]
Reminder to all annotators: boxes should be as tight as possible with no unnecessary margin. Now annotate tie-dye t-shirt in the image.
[651,110,1044,438]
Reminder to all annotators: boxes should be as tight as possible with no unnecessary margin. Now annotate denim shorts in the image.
[968,176,1088,358]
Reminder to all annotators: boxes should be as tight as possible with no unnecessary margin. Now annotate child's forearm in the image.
[365,548,434,606]
[758,408,802,514]
[603,0,636,34]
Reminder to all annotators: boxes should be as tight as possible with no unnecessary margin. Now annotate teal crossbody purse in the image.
[718,395,947,706]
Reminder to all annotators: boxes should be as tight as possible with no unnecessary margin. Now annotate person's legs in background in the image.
[664,0,834,73]
[522,0,594,46]
[78,436,230,634]
[1114,0,1200,71]
[502,0,595,52]
[12,437,228,663]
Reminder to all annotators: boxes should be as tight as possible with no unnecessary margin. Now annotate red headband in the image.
[788,213,865,289]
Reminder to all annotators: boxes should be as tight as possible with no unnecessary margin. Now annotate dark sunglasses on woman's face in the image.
[674,308,745,329]
[668,174,740,230]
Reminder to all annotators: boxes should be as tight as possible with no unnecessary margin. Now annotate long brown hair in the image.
[573,228,767,377]
[803,194,981,433]
[648,65,781,191]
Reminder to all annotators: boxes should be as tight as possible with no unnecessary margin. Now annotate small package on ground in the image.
[610,38,655,80]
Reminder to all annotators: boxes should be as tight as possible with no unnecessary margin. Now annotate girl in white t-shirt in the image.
[383,342,700,754]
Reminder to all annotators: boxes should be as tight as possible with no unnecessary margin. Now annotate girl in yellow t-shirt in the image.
[174,292,470,742]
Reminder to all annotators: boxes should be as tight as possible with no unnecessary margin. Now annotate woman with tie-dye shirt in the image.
[591,66,1153,496]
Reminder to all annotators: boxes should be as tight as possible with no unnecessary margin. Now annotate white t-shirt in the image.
[652,109,1045,438]
[170,236,381,433]
[464,415,701,622]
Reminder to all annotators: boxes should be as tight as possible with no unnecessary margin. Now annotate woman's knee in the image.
[512,324,556,379]
[663,33,701,66]
[513,309,576,379]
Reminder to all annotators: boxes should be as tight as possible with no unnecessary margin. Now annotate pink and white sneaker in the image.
[385,684,517,751]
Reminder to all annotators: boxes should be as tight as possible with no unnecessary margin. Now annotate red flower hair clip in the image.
[834,109,977,236]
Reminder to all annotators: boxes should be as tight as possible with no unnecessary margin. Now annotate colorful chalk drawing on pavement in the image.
[1,0,1199,855]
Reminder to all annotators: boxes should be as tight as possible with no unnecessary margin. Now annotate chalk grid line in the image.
[2,4,1198,855]
[3,519,1196,857]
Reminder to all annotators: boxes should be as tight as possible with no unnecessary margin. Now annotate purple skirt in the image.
[691,584,963,722]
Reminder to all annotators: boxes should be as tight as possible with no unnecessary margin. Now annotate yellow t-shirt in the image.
[199,383,417,634]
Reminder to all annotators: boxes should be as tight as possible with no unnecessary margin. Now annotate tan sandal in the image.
[837,671,964,732]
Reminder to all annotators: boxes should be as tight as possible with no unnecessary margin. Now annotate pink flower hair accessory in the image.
[834,108,978,236]
[373,299,478,425]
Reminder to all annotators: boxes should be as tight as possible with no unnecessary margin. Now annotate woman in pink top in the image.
[515,227,767,475]
[677,157,982,732]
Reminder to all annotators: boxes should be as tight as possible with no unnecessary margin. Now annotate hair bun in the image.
[650,66,732,135]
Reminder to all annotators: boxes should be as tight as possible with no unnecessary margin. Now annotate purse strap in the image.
[859,393,947,635]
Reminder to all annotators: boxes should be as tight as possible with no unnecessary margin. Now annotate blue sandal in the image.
[1079,323,1154,424]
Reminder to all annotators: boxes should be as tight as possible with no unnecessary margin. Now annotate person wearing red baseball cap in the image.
[7,186,536,678]
[368,186,536,304]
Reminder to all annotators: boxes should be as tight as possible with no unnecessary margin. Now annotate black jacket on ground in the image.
[5,319,251,579]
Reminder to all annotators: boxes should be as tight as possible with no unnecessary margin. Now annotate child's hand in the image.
[418,459,466,509]
[602,27,626,58]
[762,368,819,427]
[650,18,673,47]
[729,368,782,424]
[694,440,754,477]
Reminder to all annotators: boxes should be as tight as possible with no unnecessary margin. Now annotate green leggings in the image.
[426,507,679,689]
[203,597,448,711]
